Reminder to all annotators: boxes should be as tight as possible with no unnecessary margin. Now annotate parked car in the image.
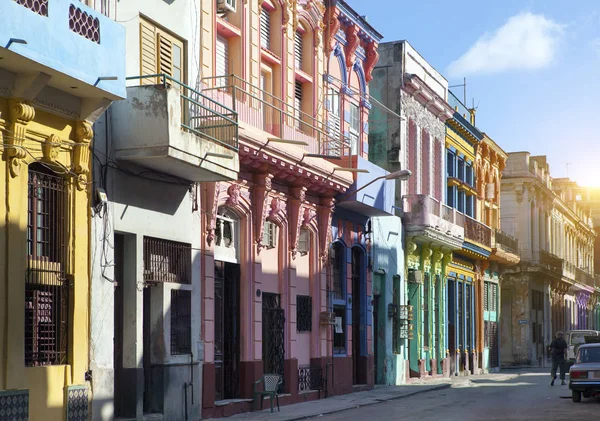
[569,343,600,402]
[565,330,600,364]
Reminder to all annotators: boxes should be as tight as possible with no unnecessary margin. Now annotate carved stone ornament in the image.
[344,24,360,69]
[318,197,335,265]
[206,182,221,246]
[42,133,61,163]
[289,186,307,259]
[253,173,274,253]
[363,40,379,83]
[8,100,35,177]
[73,121,93,190]
[226,182,246,207]
[401,91,445,140]
[324,6,340,54]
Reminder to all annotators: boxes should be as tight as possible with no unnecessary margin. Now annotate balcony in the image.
[493,230,519,255]
[201,75,351,157]
[464,216,492,248]
[402,194,464,249]
[0,0,125,119]
[521,249,564,276]
[574,267,595,288]
[111,74,239,182]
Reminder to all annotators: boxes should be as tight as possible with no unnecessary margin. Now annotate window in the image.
[297,228,310,256]
[446,186,455,208]
[296,295,312,332]
[143,237,192,284]
[294,30,303,69]
[457,190,465,213]
[216,34,229,78]
[349,103,360,155]
[466,164,473,186]
[260,7,271,50]
[466,195,473,217]
[333,305,346,354]
[457,158,465,181]
[171,289,192,355]
[139,17,185,84]
[331,242,345,300]
[446,150,455,177]
[263,221,277,249]
[25,165,69,366]
[294,81,303,129]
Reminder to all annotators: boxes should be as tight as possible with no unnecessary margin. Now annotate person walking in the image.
[549,331,568,386]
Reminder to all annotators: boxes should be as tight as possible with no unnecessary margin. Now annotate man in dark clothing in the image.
[549,331,568,386]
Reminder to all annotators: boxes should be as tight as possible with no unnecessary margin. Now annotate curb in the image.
[291,384,452,421]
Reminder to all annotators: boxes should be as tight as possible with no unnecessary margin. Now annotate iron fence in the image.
[298,366,324,392]
[464,216,491,248]
[201,74,351,157]
[126,74,239,151]
[493,229,519,254]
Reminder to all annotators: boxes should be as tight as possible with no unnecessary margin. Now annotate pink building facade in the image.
[199,0,382,417]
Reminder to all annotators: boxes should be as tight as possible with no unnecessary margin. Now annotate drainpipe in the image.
[184,353,194,421]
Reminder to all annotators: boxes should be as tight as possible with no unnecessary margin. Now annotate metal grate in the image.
[0,390,29,421]
[489,321,499,367]
[25,165,69,367]
[170,289,192,355]
[13,0,48,16]
[297,366,323,392]
[333,305,346,354]
[296,295,312,332]
[143,237,191,284]
[262,293,285,392]
[69,4,100,44]
[65,385,89,421]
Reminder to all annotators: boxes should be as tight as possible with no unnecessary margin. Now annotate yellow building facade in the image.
[0,0,125,419]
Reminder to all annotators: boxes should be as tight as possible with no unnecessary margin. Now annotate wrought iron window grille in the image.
[296,295,312,332]
[143,237,191,285]
[297,366,323,392]
[25,166,69,367]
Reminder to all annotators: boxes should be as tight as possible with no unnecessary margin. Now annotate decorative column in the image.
[7,100,35,177]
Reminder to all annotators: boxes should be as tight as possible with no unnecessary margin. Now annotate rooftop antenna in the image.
[448,77,467,104]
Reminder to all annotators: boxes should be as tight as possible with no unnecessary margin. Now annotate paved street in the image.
[319,369,598,421]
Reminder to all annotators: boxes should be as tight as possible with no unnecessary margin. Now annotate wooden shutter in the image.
[140,19,158,84]
[294,31,303,69]
[260,8,271,50]
[158,33,173,78]
[216,35,229,77]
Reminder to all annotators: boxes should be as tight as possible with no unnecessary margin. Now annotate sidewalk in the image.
[226,372,519,421]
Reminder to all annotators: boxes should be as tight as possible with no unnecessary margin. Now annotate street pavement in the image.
[319,368,598,421]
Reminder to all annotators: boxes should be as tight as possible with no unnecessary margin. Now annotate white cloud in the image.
[447,12,565,78]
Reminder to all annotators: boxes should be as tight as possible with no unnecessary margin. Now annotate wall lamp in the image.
[5,38,27,49]
[337,169,412,202]
[94,76,119,87]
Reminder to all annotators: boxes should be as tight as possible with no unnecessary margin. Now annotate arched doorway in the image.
[214,207,241,400]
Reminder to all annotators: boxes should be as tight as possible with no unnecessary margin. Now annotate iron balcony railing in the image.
[464,215,492,248]
[201,74,351,156]
[493,229,519,255]
[126,74,239,151]
[575,266,595,287]
[521,249,564,274]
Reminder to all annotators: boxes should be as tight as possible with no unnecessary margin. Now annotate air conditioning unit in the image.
[217,0,236,13]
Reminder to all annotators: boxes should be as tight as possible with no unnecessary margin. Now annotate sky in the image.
[355,0,600,187]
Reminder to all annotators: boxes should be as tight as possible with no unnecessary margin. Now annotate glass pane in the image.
[173,44,181,68]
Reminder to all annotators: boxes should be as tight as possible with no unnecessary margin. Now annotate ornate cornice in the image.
[401,91,446,141]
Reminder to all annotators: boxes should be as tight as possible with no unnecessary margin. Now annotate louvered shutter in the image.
[140,20,158,84]
[484,282,489,311]
[294,31,303,69]
[158,33,173,78]
[216,35,229,77]
[260,8,271,50]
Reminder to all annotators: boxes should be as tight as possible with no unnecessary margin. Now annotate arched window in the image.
[215,207,240,263]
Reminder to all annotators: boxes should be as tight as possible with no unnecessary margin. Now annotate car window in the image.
[571,333,587,345]
[577,347,600,363]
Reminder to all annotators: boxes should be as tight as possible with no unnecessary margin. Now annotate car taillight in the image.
[571,370,588,379]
